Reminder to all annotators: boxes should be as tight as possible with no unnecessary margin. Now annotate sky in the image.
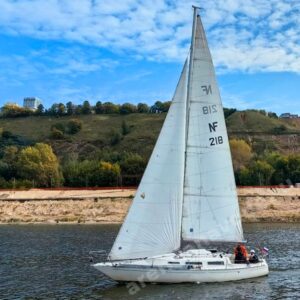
[0,0,299,115]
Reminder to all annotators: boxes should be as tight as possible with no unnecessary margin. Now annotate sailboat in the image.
[93,6,269,283]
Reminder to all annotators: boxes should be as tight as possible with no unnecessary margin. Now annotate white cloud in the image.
[0,0,300,72]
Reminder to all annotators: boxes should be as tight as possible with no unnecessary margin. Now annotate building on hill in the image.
[279,113,299,119]
[23,97,42,110]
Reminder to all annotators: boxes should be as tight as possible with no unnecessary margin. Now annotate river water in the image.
[0,223,299,299]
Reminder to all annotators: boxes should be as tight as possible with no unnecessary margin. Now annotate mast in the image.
[180,6,199,249]
[185,5,199,147]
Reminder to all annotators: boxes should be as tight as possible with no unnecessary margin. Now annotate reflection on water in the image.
[0,223,299,299]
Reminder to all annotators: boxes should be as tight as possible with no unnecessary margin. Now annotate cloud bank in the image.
[0,0,300,73]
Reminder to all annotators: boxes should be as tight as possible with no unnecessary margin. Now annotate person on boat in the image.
[249,249,259,263]
[234,244,248,264]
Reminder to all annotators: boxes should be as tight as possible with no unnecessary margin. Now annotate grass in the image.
[226,111,300,133]
[0,111,299,159]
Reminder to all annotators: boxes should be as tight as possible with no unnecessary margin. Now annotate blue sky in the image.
[0,0,299,114]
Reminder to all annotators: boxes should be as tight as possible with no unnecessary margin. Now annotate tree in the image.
[137,103,149,113]
[161,101,171,112]
[102,102,120,114]
[150,101,170,113]
[95,101,104,114]
[82,100,92,114]
[120,103,137,114]
[120,153,146,185]
[57,103,66,116]
[62,159,120,187]
[268,112,278,119]
[62,160,94,187]
[229,139,252,171]
[224,108,237,119]
[287,155,300,184]
[66,101,74,115]
[75,105,82,115]
[16,143,62,187]
[1,146,18,179]
[239,160,274,186]
[93,161,121,186]
[36,104,45,115]
[154,101,163,112]
[265,153,300,185]
[49,103,59,116]
[67,119,82,134]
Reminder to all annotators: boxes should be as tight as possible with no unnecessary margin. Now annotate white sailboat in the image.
[93,6,269,283]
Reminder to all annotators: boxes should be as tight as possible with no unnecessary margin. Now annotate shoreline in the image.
[0,187,299,224]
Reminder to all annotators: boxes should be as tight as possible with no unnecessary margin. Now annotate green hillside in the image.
[0,111,299,160]
[0,110,299,188]
[0,114,165,159]
[226,111,299,133]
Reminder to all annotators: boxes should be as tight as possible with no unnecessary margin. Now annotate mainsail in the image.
[181,14,244,243]
[109,61,188,260]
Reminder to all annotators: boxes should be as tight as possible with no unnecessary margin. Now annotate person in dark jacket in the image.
[249,249,259,263]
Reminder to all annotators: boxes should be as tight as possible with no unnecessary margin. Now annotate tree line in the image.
[0,139,299,189]
[230,139,300,186]
[0,141,147,189]
[0,100,172,118]
[1,100,281,121]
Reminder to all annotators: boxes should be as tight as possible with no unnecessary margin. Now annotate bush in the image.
[224,108,237,118]
[51,122,65,133]
[1,103,33,118]
[121,120,130,135]
[62,160,120,187]
[270,125,287,134]
[120,153,146,185]
[50,128,64,139]
[110,130,121,145]
[2,130,13,139]
[67,119,82,134]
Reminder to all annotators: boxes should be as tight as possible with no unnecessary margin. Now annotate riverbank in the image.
[0,187,299,224]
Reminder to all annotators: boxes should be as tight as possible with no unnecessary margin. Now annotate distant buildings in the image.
[23,97,42,110]
[279,113,299,119]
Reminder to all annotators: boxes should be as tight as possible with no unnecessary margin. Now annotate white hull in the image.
[93,249,269,283]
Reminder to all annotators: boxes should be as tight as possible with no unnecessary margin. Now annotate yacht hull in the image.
[93,250,269,283]
[94,263,268,283]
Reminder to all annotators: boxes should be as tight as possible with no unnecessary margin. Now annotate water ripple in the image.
[0,223,299,299]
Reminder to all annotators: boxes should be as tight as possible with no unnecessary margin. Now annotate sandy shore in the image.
[0,187,299,223]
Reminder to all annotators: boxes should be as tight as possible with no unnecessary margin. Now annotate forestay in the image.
[181,15,244,243]
[109,61,188,260]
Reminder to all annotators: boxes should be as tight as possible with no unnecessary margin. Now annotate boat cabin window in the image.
[186,262,202,265]
[168,261,180,264]
[207,261,224,265]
